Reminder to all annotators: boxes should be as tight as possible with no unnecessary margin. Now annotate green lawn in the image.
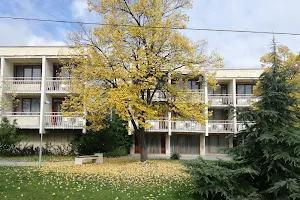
[0,160,194,200]
[0,155,74,162]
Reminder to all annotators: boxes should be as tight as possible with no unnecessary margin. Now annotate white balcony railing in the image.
[146,119,205,133]
[151,90,167,101]
[237,121,255,132]
[44,112,84,129]
[186,89,204,102]
[236,95,258,106]
[3,77,41,93]
[208,120,234,133]
[3,112,40,129]
[171,120,205,133]
[46,77,71,93]
[147,119,168,132]
[208,94,233,106]
[151,89,204,102]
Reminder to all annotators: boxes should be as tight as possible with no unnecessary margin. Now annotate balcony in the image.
[236,95,258,106]
[3,77,41,93]
[208,120,234,133]
[151,90,167,101]
[237,121,255,132]
[46,77,71,93]
[171,120,205,133]
[186,89,204,102]
[4,112,40,129]
[147,119,169,132]
[44,112,84,129]
[208,94,233,106]
[151,89,204,102]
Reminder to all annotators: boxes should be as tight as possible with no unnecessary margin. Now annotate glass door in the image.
[209,135,219,153]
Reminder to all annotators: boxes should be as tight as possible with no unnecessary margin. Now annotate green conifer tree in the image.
[231,39,300,199]
[187,40,300,200]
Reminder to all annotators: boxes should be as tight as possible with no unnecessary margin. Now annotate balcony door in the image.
[171,134,200,154]
[14,65,42,80]
[52,98,64,114]
[53,64,70,79]
[135,134,166,154]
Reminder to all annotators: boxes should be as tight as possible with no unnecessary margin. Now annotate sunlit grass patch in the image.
[41,158,192,188]
[0,158,194,200]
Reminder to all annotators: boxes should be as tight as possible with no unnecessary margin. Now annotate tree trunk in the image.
[137,127,148,162]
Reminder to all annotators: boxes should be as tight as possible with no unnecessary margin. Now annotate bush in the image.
[0,117,22,154]
[5,143,74,156]
[185,158,259,200]
[170,153,180,160]
[104,147,128,158]
[71,115,132,155]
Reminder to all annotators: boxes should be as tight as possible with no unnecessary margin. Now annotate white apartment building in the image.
[0,46,263,156]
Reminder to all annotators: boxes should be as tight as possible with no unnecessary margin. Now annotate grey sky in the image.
[0,0,300,68]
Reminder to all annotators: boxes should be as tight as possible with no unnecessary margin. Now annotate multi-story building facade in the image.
[0,46,263,156]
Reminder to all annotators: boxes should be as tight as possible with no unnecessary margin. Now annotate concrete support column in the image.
[232,79,237,134]
[200,133,206,156]
[128,121,132,135]
[168,73,172,136]
[39,56,47,134]
[229,137,233,148]
[168,112,171,136]
[204,81,209,136]
[130,143,135,154]
[0,57,4,114]
[165,134,171,157]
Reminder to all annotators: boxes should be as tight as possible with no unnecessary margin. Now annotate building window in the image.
[14,65,42,80]
[22,98,40,114]
[208,84,227,94]
[209,109,229,120]
[236,84,254,95]
[53,64,70,78]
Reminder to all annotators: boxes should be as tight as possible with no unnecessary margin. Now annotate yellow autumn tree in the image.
[260,45,300,108]
[64,0,223,161]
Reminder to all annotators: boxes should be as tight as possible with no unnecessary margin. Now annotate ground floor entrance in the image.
[134,133,232,155]
[205,134,229,154]
[171,134,200,154]
[135,134,166,154]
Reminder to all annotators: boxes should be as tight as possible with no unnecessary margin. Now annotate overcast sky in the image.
[0,0,300,68]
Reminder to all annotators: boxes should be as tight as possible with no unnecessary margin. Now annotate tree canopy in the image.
[64,0,223,161]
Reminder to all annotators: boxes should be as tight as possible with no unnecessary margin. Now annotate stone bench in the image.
[75,153,103,165]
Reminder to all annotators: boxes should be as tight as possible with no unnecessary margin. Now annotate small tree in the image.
[71,114,132,155]
[0,117,22,154]
[65,0,223,162]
